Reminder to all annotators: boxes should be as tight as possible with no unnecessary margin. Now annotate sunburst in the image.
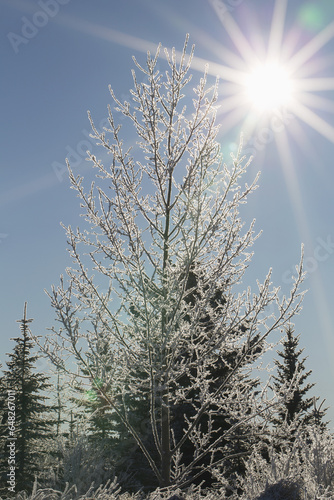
[245,62,293,112]
[44,1,334,380]
[204,0,334,362]
[54,3,334,148]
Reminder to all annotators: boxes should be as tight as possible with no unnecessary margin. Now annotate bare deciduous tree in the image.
[36,37,305,490]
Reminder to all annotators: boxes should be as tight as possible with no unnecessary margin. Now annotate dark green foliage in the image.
[70,317,117,444]
[168,268,262,489]
[0,303,55,496]
[103,268,263,491]
[271,325,317,429]
[74,374,115,443]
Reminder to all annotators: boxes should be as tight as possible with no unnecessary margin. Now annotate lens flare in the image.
[298,4,326,31]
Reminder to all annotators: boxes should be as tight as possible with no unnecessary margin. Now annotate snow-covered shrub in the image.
[46,434,116,497]
[236,424,334,499]
[10,482,221,500]
[10,478,125,500]
[143,485,222,500]
[256,478,303,500]
[299,425,334,498]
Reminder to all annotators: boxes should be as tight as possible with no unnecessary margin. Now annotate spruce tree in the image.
[74,322,116,443]
[168,268,262,488]
[0,303,55,495]
[63,322,118,490]
[78,268,266,491]
[271,324,320,428]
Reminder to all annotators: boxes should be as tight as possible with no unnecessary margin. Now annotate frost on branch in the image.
[35,36,305,491]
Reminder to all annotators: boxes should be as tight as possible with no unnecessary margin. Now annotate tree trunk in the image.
[161,388,171,487]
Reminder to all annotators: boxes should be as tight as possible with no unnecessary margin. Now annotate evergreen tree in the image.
[168,268,262,489]
[271,324,323,429]
[44,368,71,489]
[72,318,154,490]
[81,269,263,491]
[74,321,116,443]
[62,322,118,490]
[0,303,55,496]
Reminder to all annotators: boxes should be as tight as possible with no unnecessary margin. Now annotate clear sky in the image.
[1,0,334,426]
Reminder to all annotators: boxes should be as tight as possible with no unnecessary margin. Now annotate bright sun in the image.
[245,62,293,112]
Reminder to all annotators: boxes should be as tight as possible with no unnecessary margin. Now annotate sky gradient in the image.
[1,0,334,425]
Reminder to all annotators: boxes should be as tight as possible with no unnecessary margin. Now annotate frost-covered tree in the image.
[37,38,305,491]
[0,304,55,495]
[90,268,262,491]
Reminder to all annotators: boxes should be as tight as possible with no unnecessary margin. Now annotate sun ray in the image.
[58,16,164,55]
[219,81,249,96]
[195,32,246,70]
[178,54,248,85]
[292,53,334,78]
[297,92,334,113]
[288,118,327,176]
[294,77,334,91]
[290,100,334,142]
[216,93,248,115]
[274,130,311,245]
[247,15,267,60]
[237,113,260,148]
[208,0,260,67]
[0,174,58,207]
[216,106,250,137]
[146,1,248,71]
[179,25,247,71]
[287,20,334,72]
[272,133,333,357]
[310,275,334,371]
[58,7,334,174]
[268,0,288,60]
[58,14,249,87]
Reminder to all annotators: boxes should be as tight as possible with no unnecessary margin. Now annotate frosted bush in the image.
[235,424,334,499]
[10,478,124,500]
[256,479,303,500]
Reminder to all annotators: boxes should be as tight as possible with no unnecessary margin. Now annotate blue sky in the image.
[1,0,334,425]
